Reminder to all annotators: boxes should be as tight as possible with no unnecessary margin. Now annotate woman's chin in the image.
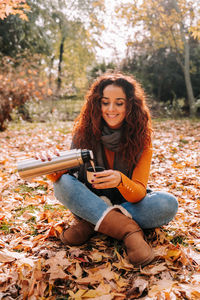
[105,122,123,129]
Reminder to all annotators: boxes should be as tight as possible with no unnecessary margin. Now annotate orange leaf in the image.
[165,249,181,261]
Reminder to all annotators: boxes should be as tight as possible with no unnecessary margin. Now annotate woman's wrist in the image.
[116,171,122,187]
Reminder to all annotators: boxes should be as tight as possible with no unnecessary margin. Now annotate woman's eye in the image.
[102,102,109,106]
[116,102,124,106]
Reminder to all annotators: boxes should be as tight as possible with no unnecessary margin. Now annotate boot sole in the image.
[133,250,155,267]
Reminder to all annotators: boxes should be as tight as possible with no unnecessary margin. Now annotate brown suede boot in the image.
[59,219,95,246]
[98,209,154,266]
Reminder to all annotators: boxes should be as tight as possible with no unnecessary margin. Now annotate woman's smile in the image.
[107,114,119,118]
[101,84,126,129]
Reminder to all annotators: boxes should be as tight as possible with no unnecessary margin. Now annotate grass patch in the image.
[179,139,189,144]
[16,184,48,194]
[43,203,66,212]
[14,204,40,217]
[0,223,11,234]
[26,216,37,224]
[170,235,188,247]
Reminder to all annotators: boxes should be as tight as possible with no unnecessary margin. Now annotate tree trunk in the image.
[57,36,65,92]
[49,55,55,88]
[172,0,196,117]
[183,40,196,117]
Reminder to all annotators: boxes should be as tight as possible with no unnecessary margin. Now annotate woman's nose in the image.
[108,102,115,111]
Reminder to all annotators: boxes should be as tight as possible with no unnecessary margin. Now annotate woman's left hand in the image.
[91,170,122,189]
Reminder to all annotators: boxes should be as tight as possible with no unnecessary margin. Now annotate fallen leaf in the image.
[140,262,168,275]
[126,278,148,298]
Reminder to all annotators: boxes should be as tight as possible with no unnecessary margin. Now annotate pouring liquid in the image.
[90,160,96,172]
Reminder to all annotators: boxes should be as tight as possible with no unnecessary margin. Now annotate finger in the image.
[34,152,46,161]
[54,149,60,156]
[93,172,121,188]
[93,181,113,189]
[41,151,48,161]
[94,170,111,178]
[99,170,112,176]
[46,150,54,161]
[92,174,112,184]
[35,153,39,160]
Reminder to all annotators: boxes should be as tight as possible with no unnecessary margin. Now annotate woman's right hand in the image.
[35,149,60,161]
[34,149,67,182]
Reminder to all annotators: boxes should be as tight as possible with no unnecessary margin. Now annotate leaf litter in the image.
[0,120,199,299]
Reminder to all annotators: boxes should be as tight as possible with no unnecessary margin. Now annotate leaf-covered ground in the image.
[0,120,200,300]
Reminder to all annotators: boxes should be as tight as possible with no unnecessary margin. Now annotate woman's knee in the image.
[56,174,77,189]
[53,174,77,201]
[157,192,178,221]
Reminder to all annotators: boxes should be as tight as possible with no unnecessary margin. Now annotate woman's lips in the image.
[106,114,118,118]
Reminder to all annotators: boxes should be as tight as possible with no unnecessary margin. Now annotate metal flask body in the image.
[17,149,94,180]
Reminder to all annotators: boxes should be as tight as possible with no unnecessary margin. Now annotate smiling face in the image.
[101,84,126,129]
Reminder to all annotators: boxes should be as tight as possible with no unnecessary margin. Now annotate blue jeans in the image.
[54,174,178,230]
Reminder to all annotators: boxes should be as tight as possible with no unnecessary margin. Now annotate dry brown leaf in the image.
[148,279,178,297]
[73,262,83,278]
[45,250,71,281]
[126,277,148,299]
[88,249,103,262]
[112,250,134,270]
[140,262,168,275]
[0,249,27,263]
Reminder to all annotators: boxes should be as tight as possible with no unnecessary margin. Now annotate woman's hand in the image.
[35,149,63,180]
[35,149,60,161]
[91,170,122,189]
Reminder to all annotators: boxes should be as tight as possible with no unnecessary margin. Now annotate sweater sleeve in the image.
[117,145,152,202]
[46,170,68,182]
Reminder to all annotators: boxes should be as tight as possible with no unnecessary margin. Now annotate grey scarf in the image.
[95,125,134,178]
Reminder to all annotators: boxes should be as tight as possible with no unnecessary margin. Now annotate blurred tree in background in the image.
[121,41,200,116]
[39,0,105,94]
[0,0,105,130]
[0,0,105,93]
[0,56,52,130]
[88,61,117,82]
[117,0,200,117]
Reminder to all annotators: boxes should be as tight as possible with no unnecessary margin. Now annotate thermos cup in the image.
[17,149,94,180]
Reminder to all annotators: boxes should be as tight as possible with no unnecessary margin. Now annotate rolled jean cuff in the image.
[95,205,132,231]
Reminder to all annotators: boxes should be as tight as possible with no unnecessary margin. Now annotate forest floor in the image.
[0,119,200,299]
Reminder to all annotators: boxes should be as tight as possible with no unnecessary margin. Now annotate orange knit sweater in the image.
[46,145,152,203]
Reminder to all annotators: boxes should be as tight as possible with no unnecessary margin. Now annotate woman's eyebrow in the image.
[101,96,126,100]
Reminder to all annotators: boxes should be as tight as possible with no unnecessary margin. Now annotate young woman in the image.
[44,73,178,267]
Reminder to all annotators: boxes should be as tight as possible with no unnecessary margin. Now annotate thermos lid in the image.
[81,149,94,162]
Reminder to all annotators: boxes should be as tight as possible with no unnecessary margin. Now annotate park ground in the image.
[0,119,200,299]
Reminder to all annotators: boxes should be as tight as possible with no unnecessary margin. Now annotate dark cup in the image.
[87,166,105,183]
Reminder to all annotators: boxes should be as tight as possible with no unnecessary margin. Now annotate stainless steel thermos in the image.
[17,149,94,180]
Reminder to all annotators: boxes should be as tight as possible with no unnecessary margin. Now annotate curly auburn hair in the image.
[72,72,152,164]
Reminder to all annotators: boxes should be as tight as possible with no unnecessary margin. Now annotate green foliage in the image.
[0,0,106,122]
[30,0,105,94]
[89,62,117,81]
[117,0,200,117]
[121,43,200,117]
[0,5,51,58]
[122,48,186,101]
